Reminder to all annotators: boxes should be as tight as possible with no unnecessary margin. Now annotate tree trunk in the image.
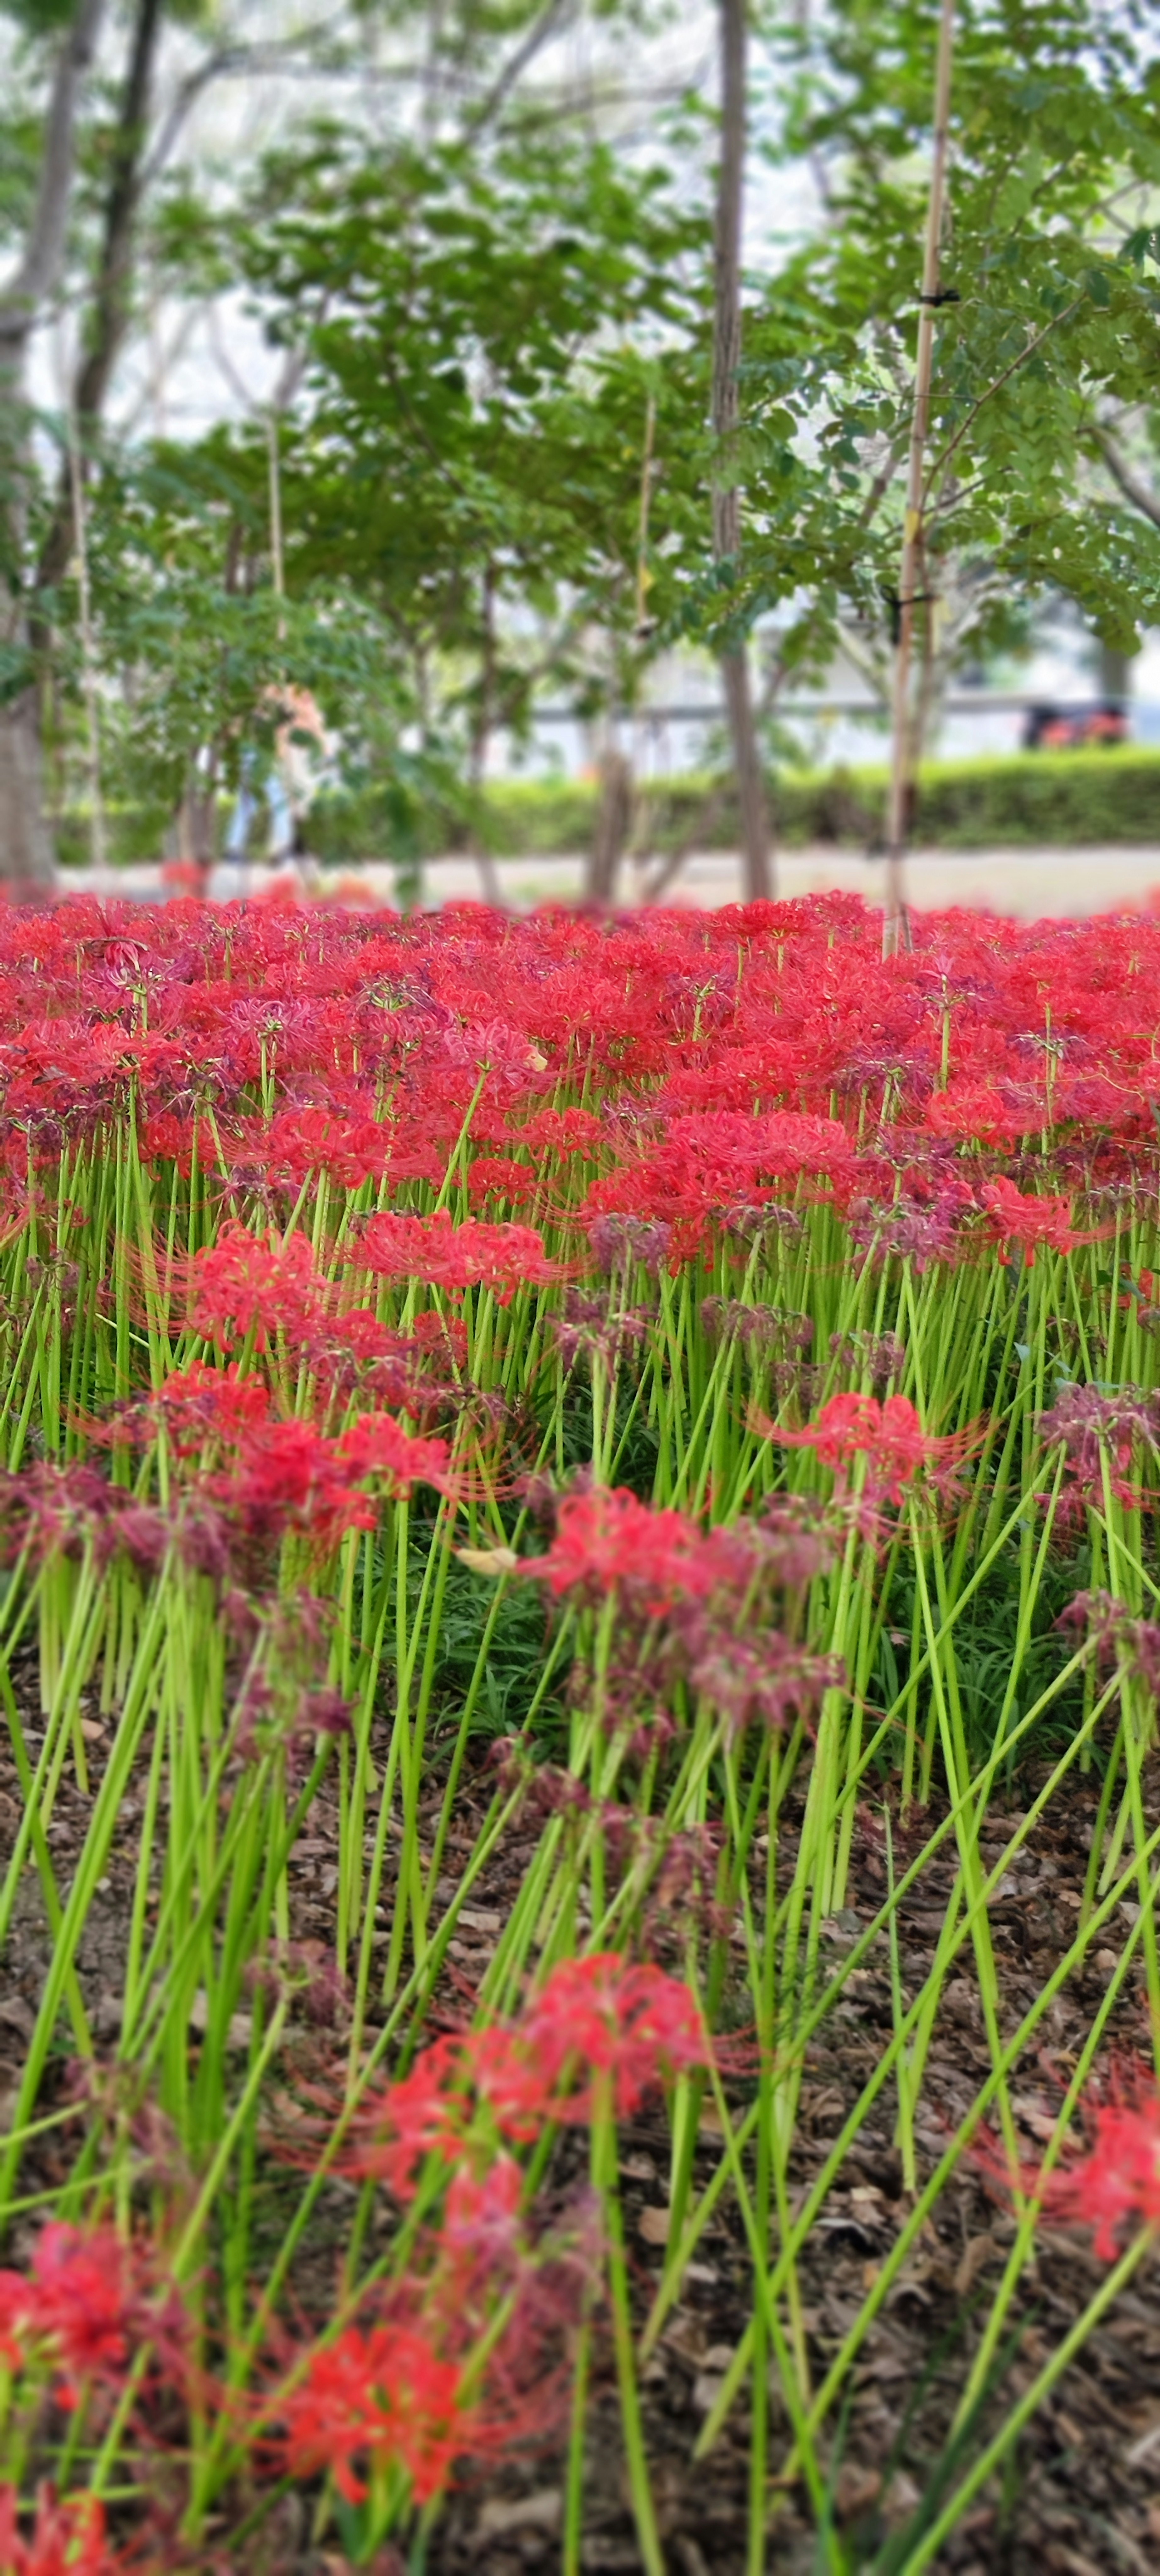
[712,0,772,903]
[0,695,55,888]
[467,561,503,905]
[588,744,633,906]
[882,0,956,959]
[0,0,108,886]
[38,0,164,601]
[1098,641,1131,710]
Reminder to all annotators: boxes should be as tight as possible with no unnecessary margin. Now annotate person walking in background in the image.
[223,684,331,889]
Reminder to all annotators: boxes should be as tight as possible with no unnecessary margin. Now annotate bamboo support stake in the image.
[67,406,111,891]
[882,0,956,961]
[634,387,657,640]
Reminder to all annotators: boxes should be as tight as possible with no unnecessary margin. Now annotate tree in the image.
[117,126,711,890]
[712,0,772,904]
[0,0,105,885]
[6,0,652,881]
[682,0,1160,883]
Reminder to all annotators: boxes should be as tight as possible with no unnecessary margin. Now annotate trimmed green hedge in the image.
[57,745,1160,868]
[310,748,1160,861]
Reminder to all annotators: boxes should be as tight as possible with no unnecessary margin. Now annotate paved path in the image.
[56,842,1160,917]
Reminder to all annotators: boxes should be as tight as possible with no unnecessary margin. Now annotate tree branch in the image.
[1091,422,1160,532]
[467,0,580,133]
[922,292,1086,500]
[0,0,107,358]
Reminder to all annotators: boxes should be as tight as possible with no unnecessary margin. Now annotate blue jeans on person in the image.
[226,760,292,861]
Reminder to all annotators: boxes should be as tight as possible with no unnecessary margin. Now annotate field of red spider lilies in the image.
[6,887,1160,2573]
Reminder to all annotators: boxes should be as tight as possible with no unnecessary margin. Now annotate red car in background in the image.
[1022,702,1129,749]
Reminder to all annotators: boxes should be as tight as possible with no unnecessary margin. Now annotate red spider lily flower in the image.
[437,2155,526,2305]
[1119,1267,1158,1313]
[276,2322,471,2505]
[151,1359,271,1452]
[978,1177,1087,1266]
[336,1413,453,1498]
[464,1956,712,2131]
[212,1418,373,1555]
[28,2224,137,2394]
[0,2268,29,2371]
[504,1953,712,2122]
[0,2485,114,2575]
[442,1017,545,1081]
[761,1393,967,1507]
[265,1104,396,1191]
[191,1223,325,1352]
[466,1154,539,1209]
[360,1209,567,1304]
[518,1485,722,1613]
[0,2222,181,2412]
[1037,1385,1159,1513]
[343,2035,472,2198]
[338,1958,711,2197]
[978,2066,1160,2261]
[923,1080,1027,1146]
[0,1464,170,1579]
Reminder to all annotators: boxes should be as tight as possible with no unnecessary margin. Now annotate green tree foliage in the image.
[82,125,711,858]
[686,0,1160,718]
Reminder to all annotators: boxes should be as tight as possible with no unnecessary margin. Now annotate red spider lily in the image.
[0,2222,180,2411]
[209,1409,451,1557]
[1037,1384,1159,1512]
[518,1485,722,1612]
[360,1209,567,1305]
[335,1413,453,1497]
[0,1466,170,1577]
[211,1418,374,1554]
[264,1104,397,1190]
[923,1080,1027,1146]
[978,2066,1160,2261]
[442,1016,545,1082]
[343,2035,471,2196]
[27,2225,137,2394]
[760,1393,968,1507]
[477,1953,713,2125]
[1120,1267,1159,1312]
[467,1154,539,1208]
[0,2486,114,2575]
[275,2322,471,2505]
[978,1176,1098,1265]
[191,1222,326,1352]
[151,1359,271,1452]
[436,2155,526,2308]
[337,1956,711,2200]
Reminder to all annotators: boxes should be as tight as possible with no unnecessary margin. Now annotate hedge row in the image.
[58,745,1160,869]
[310,747,1160,860]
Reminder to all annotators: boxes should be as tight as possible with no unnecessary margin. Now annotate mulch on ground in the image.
[3,1663,1160,2575]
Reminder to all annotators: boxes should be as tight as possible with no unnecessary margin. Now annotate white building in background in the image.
[487,621,1160,784]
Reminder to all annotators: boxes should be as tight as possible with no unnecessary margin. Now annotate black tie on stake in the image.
[885,587,938,647]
